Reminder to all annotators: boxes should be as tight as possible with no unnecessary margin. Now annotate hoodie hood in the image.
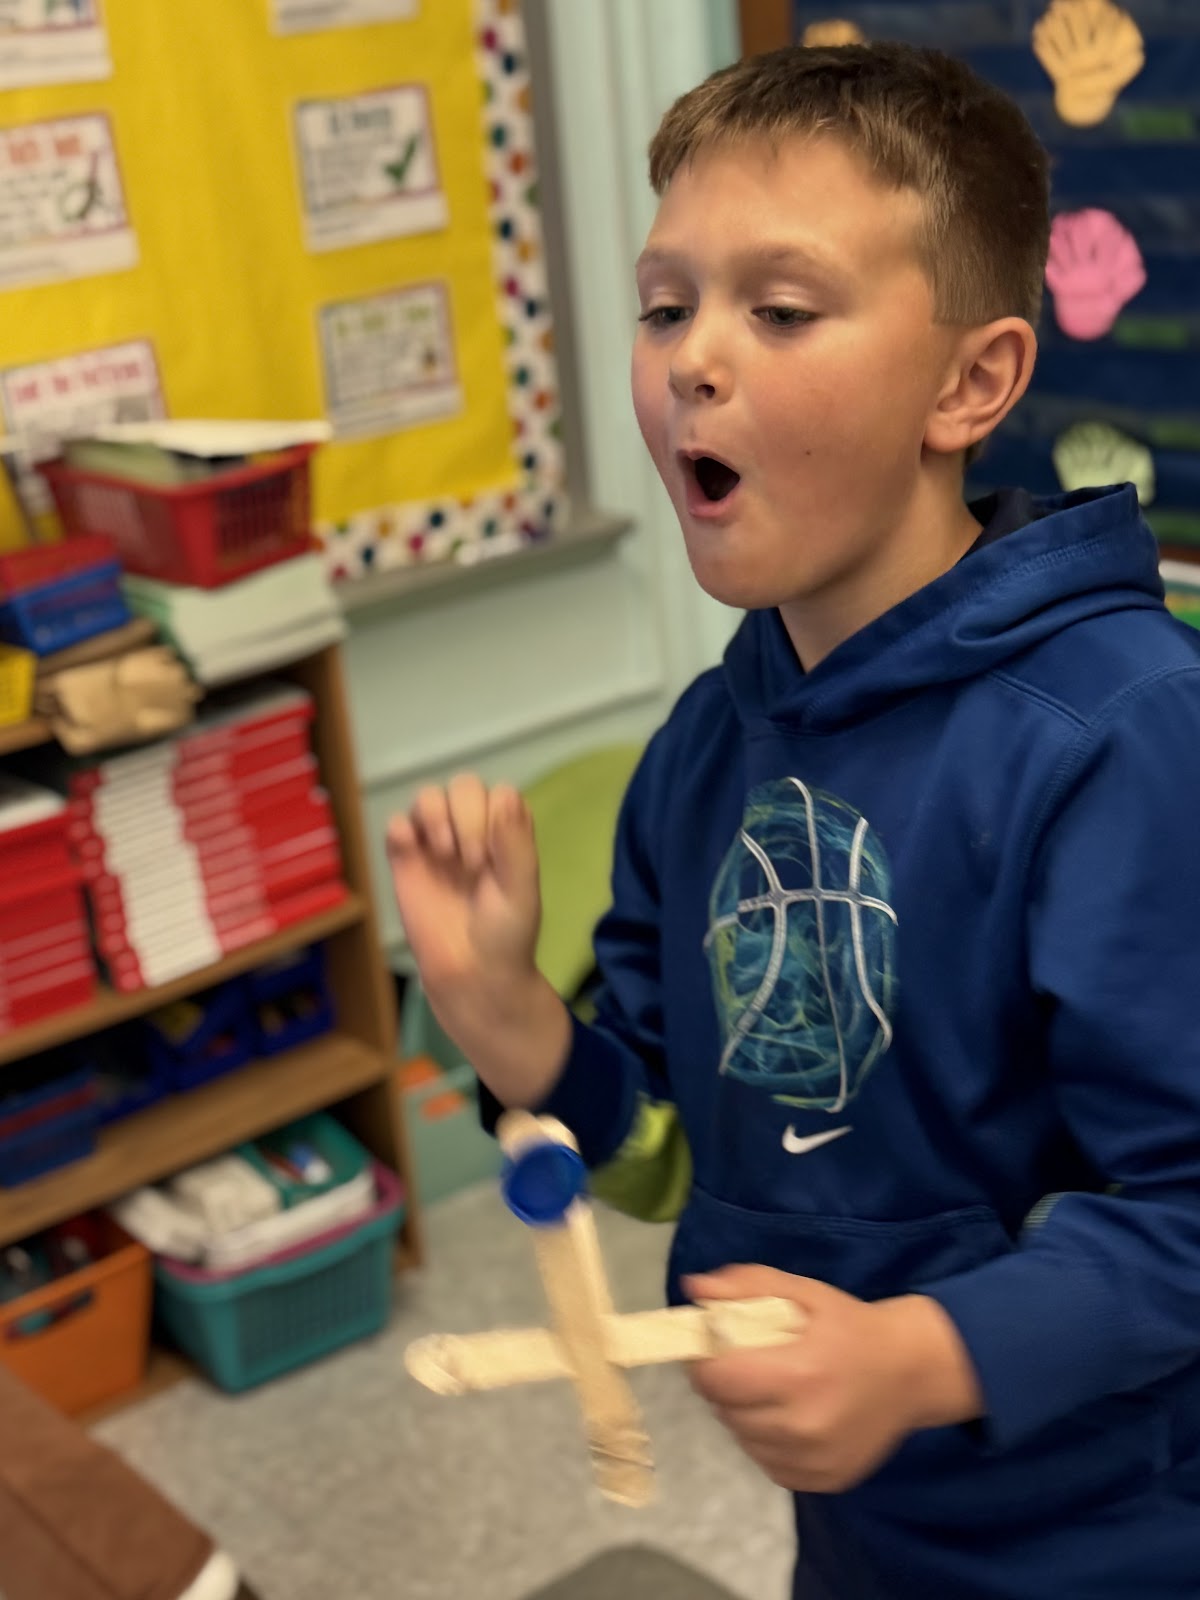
[724,484,1165,731]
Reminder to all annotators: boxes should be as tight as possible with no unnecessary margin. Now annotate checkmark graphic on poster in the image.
[383,133,421,190]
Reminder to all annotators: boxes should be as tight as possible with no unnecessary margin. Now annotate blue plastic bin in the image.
[143,978,255,1092]
[248,945,334,1057]
[95,1059,172,1125]
[153,1162,405,1392]
[0,563,130,656]
[0,1060,93,1136]
[0,1100,98,1187]
[93,1028,173,1126]
[0,1060,98,1187]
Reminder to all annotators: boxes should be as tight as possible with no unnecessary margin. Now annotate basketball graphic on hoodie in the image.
[704,777,898,1111]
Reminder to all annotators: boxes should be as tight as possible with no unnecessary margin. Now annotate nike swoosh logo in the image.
[782,1125,852,1157]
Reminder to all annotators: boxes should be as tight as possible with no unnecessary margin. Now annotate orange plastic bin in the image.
[0,1215,152,1416]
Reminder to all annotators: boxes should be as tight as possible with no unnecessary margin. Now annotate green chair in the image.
[525,741,643,1003]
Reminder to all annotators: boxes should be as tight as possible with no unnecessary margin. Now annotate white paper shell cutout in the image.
[1053,421,1156,505]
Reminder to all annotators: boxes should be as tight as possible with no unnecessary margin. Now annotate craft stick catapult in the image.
[405,1110,804,1507]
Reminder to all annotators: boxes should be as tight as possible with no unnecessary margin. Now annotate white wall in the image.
[342,0,740,962]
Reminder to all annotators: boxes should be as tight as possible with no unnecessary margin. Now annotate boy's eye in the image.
[756,306,816,328]
[637,305,690,329]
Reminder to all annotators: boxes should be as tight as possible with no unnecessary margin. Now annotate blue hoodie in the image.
[536,485,1200,1599]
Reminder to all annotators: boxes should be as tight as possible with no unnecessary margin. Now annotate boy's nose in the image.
[667,315,728,402]
[668,351,724,402]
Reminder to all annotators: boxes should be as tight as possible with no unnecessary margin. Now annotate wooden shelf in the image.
[0,893,366,1068]
[0,641,419,1294]
[0,1031,386,1245]
[0,716,51,757]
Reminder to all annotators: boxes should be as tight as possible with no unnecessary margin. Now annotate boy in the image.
[388,43,1200,1600]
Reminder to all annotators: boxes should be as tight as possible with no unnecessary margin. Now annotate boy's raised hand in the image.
[685,1266,984,1495]
[387,775,572,1109]
[387,775,541,992]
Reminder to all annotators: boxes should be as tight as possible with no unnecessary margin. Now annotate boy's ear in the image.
[925,317,1037,458]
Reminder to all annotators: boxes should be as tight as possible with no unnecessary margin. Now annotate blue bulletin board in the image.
[792,1,1200,551]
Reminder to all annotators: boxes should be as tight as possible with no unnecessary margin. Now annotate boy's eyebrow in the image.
[634,242,848,282]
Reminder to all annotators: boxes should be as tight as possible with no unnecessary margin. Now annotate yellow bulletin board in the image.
[0,0,565,582]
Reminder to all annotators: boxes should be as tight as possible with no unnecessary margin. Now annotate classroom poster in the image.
[0,0,564,579]
[318,282,460,438]
[271,0,417,34]
[0,338,164,514]
[0,0,111,90]
[294,86,447,251]
[0,114,135,289]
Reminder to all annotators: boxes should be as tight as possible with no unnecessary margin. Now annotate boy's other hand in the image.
[684,1265,984,1495]
[387,776,572,1109]
[387,775,541,996]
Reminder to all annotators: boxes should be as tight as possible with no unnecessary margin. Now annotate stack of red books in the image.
[0,777,96,1030]
[66,685,347,993]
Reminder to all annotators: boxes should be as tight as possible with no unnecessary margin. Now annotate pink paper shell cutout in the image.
[1045,208,1146,340]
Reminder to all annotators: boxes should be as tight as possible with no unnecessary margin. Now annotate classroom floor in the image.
[92,1182,796,1600]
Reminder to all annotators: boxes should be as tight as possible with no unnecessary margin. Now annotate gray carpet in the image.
[94,1184,795,1600]
[526,1545,740,1599]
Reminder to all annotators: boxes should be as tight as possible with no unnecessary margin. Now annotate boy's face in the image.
[632,136,965,616]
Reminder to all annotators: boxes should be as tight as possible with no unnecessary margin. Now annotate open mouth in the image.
[684,453,742,504]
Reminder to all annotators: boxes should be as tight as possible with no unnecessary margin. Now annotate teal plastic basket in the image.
[153,1163,404,1392]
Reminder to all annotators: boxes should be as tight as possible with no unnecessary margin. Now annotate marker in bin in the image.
[260,1141,333,1188]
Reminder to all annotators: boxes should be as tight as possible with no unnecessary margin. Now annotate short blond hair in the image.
[649,42,1050,328]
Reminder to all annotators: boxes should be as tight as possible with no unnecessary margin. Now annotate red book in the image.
[0,930,92,984]
[100,877,348,994]
[0,871,91,970]
[79,814,338,907]
[70,760,323,849]
[0,970,95,1030]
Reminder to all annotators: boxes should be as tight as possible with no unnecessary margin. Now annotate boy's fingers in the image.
[447,773,489,873]
[683,1265,796,1303]
[487,786,539,898]
[713,1401,789,1447]
[689,1344,796,1409]
[386,813,417,859]
[411,785,458,862]
[685,1266,843,1317]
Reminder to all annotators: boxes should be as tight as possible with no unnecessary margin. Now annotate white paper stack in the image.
[110,1164,374,1271]
[122,552,345,686]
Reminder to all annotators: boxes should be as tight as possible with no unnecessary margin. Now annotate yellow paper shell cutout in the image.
[1033,0,1145,126]
[802,20,867,47]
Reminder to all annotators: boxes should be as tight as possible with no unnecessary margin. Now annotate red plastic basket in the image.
[0,534,117,599]
[38,445,317,589]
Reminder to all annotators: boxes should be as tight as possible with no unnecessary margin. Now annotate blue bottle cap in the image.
[502,1139,587,1226]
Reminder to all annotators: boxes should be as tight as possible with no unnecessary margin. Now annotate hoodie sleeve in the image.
[519,726,693,1222]
[924,666,1200,1449]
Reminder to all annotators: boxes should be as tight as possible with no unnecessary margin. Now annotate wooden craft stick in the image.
[603,1296,804,1367]
[405,1328,570,1394]
[499,1111,655,1508]
[406,1296,804,1394]
[404,1111,808,1508]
